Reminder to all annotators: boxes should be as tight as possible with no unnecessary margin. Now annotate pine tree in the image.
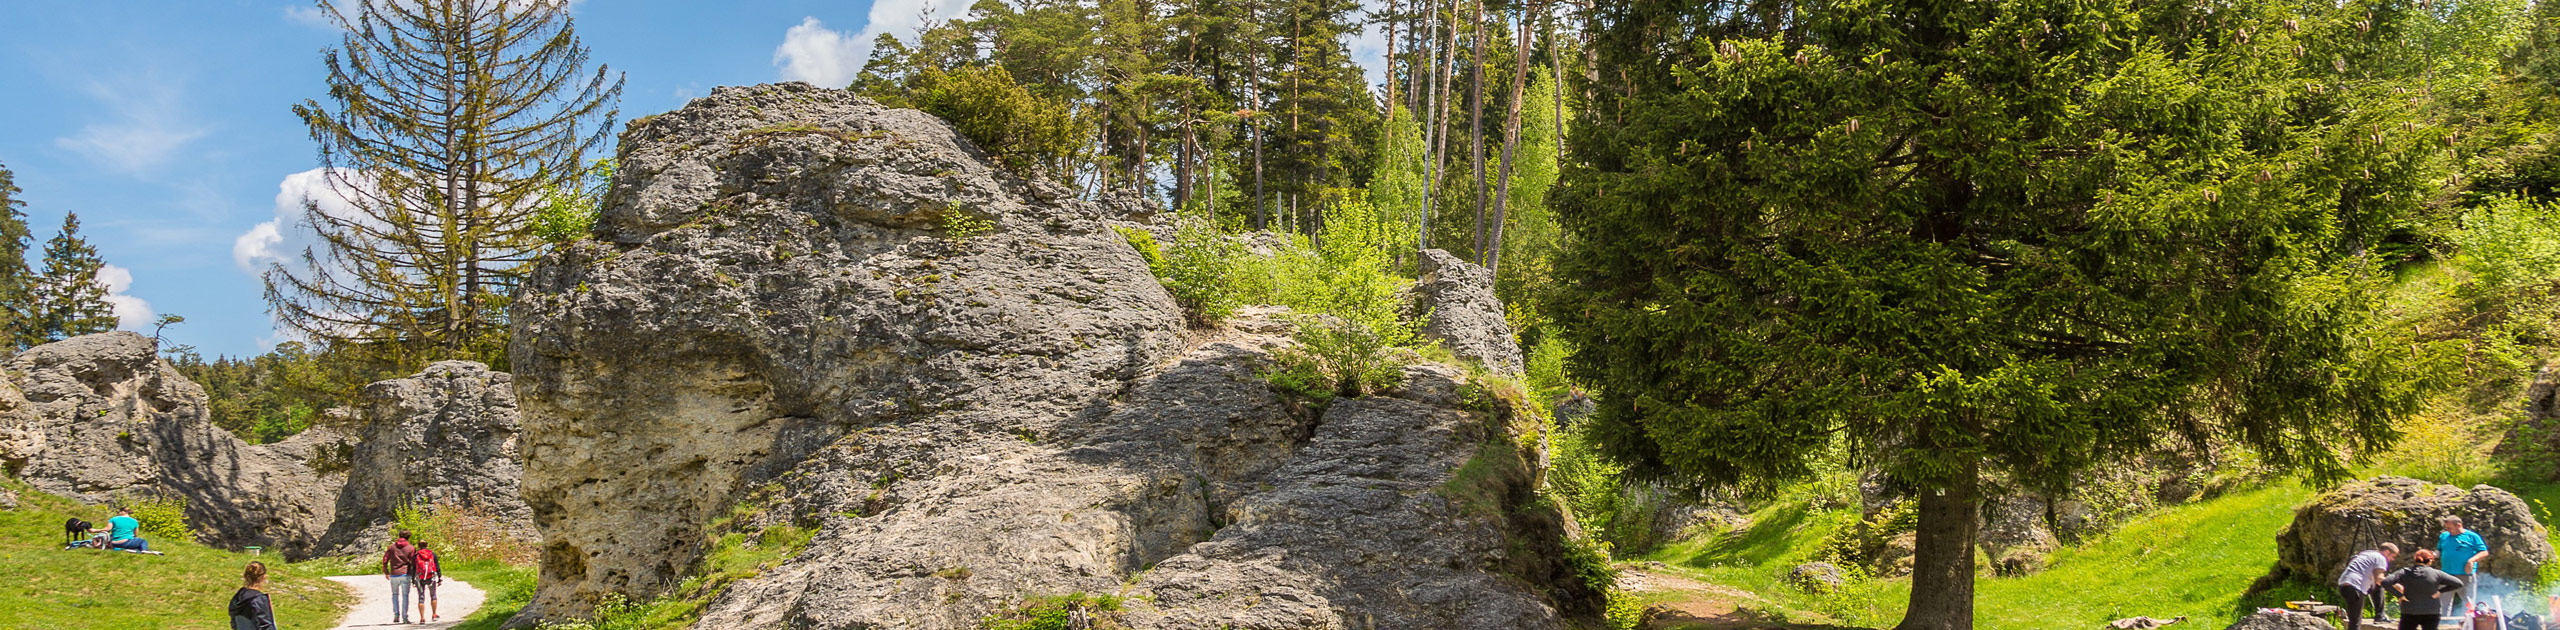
[1554,2,2442,628]
[280,0,621,369]
[33,212,116,343]
[0,162,33,350]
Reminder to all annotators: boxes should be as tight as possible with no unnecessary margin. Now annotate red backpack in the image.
[415,548,441,581]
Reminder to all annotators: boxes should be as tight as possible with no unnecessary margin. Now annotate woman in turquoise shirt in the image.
[105,507,147,552]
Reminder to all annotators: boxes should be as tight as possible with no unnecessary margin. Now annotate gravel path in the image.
[323,575,487,629]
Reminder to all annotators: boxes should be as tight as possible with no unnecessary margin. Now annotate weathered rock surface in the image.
[2274,476,2555,583]
[508,83,1599,628]
[320,361,533,554]
[1410,248,1523,375]
[1786,562,1845,594]
[2224,611,2327,630]
[1981,494,2059,576]
[0,332,343,555]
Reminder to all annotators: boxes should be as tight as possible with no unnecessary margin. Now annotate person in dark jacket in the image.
[2387,549,2467,630]
[229,561,277,630]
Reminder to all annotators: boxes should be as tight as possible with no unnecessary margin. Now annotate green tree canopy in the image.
[0,161,33,351]
[33,212,116,343]
[1553,1,2445,628]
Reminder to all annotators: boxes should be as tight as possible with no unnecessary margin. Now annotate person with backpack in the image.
[380,530,418,624]
[413,541,443,622]
[229,561,277,630]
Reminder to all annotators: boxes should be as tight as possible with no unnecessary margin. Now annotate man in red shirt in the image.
[381,531,418,624]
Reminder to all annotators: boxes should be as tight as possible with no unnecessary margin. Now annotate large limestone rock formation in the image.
[1411,248,1524,375]
[2274,476,2555,583]
[320,361,533,553]
[509,82,1599,628]
[0,332,345,555]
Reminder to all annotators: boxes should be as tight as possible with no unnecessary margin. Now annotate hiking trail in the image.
[322,575,487,629]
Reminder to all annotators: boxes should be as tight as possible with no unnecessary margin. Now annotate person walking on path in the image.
[106,507,148,552]
[2339,543,2398,628]
[229,561,278,630]
[381,531,419,624]
[2439,515,2490,627]
[2388,550,2467,630]
[413,542,443,622]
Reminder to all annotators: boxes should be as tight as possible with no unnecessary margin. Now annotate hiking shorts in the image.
[413,577,437,602]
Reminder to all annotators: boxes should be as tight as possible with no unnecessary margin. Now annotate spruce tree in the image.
[0,162,33,350]
[33,212,116,342]
[1554,2,2441,628]
[280,0,621,369]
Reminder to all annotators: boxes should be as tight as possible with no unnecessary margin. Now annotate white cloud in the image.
[93,264,154,332]
[774,17,867,88]
[774,0,973,88]
[53,77,206,174]
[235,168,372,347]
[283,4,333,28]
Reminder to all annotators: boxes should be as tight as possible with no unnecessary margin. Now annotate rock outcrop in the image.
[2274,476,2555,583]
[2224,611,2328,630]
[1410,248,1524,375]
[1980,494,2060,576]
[509,83,1600,628]
[320,361,533,554]
[0,332,343,555]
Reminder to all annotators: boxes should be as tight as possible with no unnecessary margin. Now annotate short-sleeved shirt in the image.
[2340,550,2389,590]
[2439,530,2488,576]
[107,515,139,541]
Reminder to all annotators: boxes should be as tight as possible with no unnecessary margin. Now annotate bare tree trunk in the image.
[1381,0,1400,114]
[1483,5,1534,272]
[1428,0,1459,249]
[1466,0,1488,262]
[1897,460,1981,630]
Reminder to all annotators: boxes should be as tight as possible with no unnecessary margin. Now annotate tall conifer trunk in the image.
[1898,461,1980,630]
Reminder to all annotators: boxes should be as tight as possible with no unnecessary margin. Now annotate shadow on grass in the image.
[1670,504,1821,571]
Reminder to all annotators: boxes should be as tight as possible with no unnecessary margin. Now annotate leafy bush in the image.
[910,65,1081,175]
[127,496,191,542]
[979,593,1124,630]
[1270,316,1409,397]
[1117,221,1246,326]
[941,205,996,240]
[394,501,539,565]
[535,158,615,245]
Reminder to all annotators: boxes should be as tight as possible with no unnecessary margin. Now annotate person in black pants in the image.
[2337,543,2399,628]
[229,562,277,630]
[2388,550,2467,630]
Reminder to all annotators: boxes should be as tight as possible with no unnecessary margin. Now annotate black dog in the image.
[63,517,91,544]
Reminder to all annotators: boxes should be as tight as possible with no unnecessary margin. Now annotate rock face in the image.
[0,332,344,555]
[1410,248,1524,375]
[2224,610,2328,630]
[1980,494,2060,576]
[1786,562,1845,594]
[2274,476,2555,583]
[320,361,532,554]
[508,83,1598,628]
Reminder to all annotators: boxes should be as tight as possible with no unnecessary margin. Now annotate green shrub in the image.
[127,496,191,542]
[941,206,997,240]
[979,593,1124,630]
[1562,534,1619,596]
[1117,221,1246,326]
[910,65,1081,175]
[535,158,615,245]
[1271,316,1409,397]
[1603,588,1646,630]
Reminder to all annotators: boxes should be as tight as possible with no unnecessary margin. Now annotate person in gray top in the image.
[2338,543,2399,627]
[2387,550,2466,630]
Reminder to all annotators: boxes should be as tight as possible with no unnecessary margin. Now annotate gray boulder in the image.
[0,332,343,556]
[1981,494,2059,576]
[2274,476,2555,584]
[320,361,533,554]
[1410,248,1524,375]
[2223,610,2328,630]
[1786,562,1846,593]
[508,83,1597,628]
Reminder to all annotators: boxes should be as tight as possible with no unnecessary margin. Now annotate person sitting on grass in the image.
[229,561,278,630]
[105,507,149,552]
[2388,550,2466,630]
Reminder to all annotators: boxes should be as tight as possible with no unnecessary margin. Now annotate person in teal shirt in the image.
[105,507,147,552]
[2438,515,2488,618]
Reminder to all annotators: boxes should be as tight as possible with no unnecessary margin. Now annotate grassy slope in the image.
[0,478,356,630]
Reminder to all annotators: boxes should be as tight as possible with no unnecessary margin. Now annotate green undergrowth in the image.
[1644,482,2319,629]
[473,502,815,630]
[979,592,1126,630]
[0,477,356,630]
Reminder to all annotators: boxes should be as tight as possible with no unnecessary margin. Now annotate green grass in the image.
[448,559,537,630]
[1645,483,2322,629]
[0,477,357,630]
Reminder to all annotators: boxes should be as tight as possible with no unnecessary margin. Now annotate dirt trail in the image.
[1618,567,1870,630]
[322,575,486,629]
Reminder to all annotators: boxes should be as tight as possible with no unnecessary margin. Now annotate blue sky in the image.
[0,0,1055,357]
